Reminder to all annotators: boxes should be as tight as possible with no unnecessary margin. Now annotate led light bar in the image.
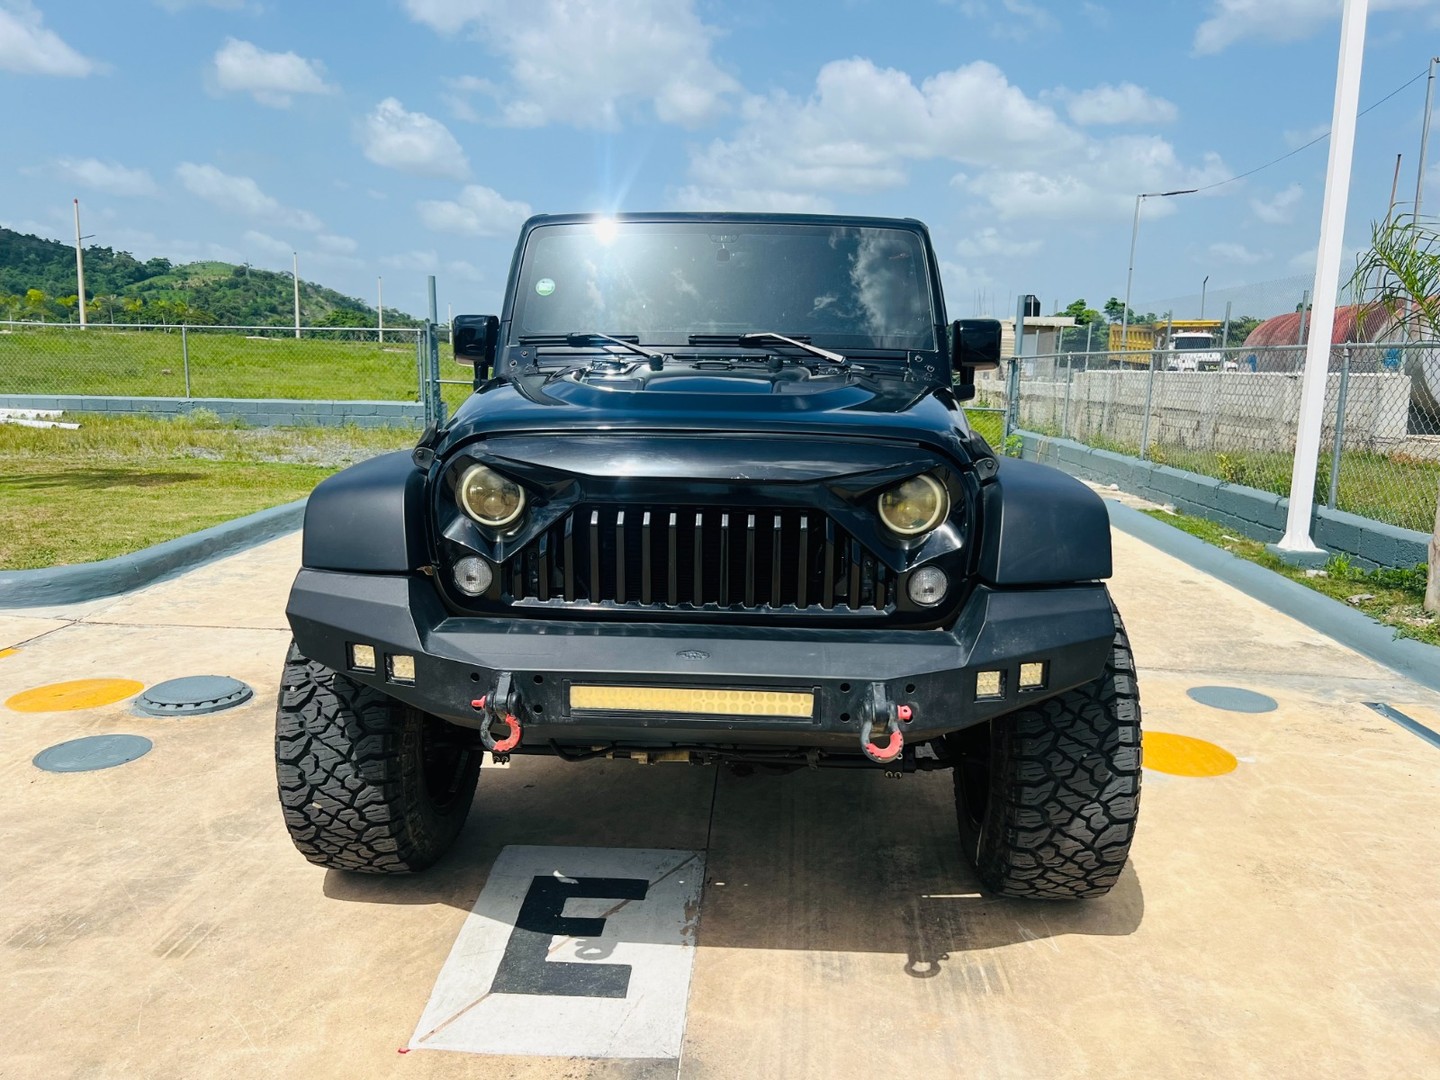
[570,685,814,718]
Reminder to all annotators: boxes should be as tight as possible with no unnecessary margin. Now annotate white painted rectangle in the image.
[410,845,704,1059]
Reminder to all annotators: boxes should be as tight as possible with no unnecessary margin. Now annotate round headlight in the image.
[453,555,494,596]
[877,474,948,536]
[456,464,526,527]
[907,566,949,607]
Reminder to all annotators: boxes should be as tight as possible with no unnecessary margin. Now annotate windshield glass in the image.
[1174,335,1215,351]
[511,220,938,351]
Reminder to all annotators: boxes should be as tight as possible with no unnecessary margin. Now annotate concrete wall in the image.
[1007,371,1411,454]
[1019,431,1430,571]
[0,394,424,428]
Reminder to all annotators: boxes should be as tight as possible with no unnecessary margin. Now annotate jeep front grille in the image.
[503,505,893,614]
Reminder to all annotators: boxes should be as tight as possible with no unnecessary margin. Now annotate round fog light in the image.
[907,566,948,607]
[453,556,494,596]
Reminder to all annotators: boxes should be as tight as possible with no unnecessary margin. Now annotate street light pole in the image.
[292,252,301,340]
[73,198,88,328]
[1277,0,1369,556]
[1415,54,1436,219]
[1200,275,1209,321]
[1120,188,1198,359]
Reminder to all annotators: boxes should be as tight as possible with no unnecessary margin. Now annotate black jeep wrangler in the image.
[276,213,1140,900]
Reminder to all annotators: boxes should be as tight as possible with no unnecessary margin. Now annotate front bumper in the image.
[285,570,1115,751]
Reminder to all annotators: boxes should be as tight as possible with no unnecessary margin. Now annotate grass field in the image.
[0,414,413,570]
[0,325,443,401]
[1144,507,1436,647]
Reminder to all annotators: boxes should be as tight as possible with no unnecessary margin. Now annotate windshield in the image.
[1174,335,1216,351]
[511,220,938,351]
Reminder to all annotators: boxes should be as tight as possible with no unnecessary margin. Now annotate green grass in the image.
[1142,507,1438,647]
[964,407,1004,448]
[0,325,470,402]
[0,413,415,569]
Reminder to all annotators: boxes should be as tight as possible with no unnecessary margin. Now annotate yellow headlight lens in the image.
[877,474,948,536]
[457,464,526,527]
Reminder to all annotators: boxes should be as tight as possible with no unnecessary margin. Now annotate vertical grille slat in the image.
[797,514,809,609]
[718,512,731,608]
[615,510,627,604]
[771,514,783,607]
[744,514,756,608]
[503,502,902,617]
[667,512,679,606]
[563,515,576,601]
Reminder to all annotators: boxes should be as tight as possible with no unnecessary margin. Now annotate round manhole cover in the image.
[1186,685,1278,714]
[136,675,254,717]
[33,734,153,773]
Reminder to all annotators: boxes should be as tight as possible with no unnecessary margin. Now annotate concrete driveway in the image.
[2,521,1438,1079]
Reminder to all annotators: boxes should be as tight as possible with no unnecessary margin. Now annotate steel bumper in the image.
[285,569,1115,750]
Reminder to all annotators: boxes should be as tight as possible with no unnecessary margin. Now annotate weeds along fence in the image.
[0,321,435,404]
[980,342,1440,535]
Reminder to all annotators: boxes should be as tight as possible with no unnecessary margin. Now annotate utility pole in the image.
[1277,0,1369,557]
[377,276,384,343]
[1200,275,1209,321]
[1120,188,1198,360]
[1415,55,1436,220]
[73,198,88,328]
[292,252,301,339]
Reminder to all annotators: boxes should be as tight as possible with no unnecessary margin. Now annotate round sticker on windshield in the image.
[535,277,556,297]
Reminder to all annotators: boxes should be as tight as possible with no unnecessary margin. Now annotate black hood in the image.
[434,365,991,466]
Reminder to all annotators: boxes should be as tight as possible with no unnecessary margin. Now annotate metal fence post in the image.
[1139,356,1157,460]
[181,323,192,399]
[416,329,429,423]
[427,275,445,427]
[1326,344,1351,510]
[1062,360,1073,439]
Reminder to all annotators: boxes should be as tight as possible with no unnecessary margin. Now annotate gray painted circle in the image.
[137,675,254,716]
[33,734,153,773]
[1186,685,1278,713]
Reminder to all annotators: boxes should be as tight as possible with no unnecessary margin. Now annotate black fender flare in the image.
[977,459,1112,585]
[301,451,428,572]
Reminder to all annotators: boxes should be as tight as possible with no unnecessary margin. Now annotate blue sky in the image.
[2,0,1437,322]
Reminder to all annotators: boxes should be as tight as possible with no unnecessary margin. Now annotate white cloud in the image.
[416,185,531,236]
[1193,0,1431,54]
[1062,83,1178,126]
[316,233,358,255]
[952,0,1061,41]
[405,0,737,129]
[955,227,1042,258]
[380,249,483,281]
[1283,122,1329,148]
[668,186,835,214]
[1209,241,1270,265]
[176,163,323,231]
[0,1,101,76]
[242,229,293,259]
[359,98,470,179]
[686,58,1226,223]
[211,38,335,107]
[52,158,158,196]
[1251,183,1304,224]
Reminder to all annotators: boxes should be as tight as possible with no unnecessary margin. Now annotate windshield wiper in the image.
[735,332,847,367]
[519,332,669,369]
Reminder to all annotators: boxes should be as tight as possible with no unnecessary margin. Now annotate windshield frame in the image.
[500,214,946,362]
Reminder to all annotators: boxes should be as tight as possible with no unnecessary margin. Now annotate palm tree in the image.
[1350,213,1439,613]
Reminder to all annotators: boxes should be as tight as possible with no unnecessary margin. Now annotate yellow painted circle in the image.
[6,679,146,713]
[1143,731,1239,777]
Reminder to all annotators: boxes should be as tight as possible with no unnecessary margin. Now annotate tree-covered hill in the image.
[0,227,420,328]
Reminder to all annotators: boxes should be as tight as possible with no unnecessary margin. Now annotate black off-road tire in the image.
[275,643,482,873]
[947,603,1141,900]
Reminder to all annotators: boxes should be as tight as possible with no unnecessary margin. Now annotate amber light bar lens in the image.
[570,685,814,718]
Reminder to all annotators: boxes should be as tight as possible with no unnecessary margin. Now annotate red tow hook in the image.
[860,716,905,764]
[471,694,523,754]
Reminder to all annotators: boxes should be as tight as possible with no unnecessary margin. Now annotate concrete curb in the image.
[1105,500,1440,697]
[0,498,306,608]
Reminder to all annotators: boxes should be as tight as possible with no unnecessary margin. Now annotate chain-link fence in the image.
[988,341,1440,535]
[0,322,433,402]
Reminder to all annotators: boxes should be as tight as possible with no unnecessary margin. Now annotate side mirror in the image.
[950,318,1002,402]
[453,314,500,387]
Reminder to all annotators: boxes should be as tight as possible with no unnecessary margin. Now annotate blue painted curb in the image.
[0,498,306,608]
[1106,500,1440,697]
